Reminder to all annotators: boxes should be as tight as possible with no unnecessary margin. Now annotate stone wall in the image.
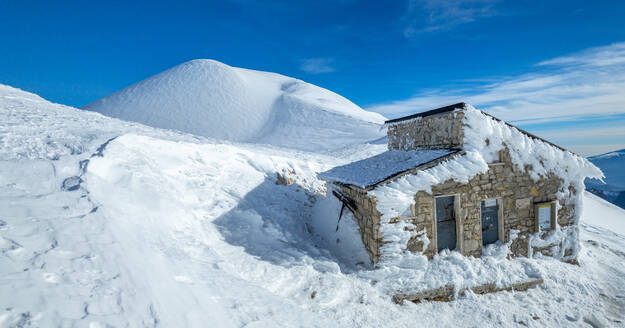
[338,185,382,263]
[400,196,436,258]
[380,147,578,260]
[387,111,465,150]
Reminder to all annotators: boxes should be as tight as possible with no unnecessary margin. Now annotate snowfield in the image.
[1,83,625,327]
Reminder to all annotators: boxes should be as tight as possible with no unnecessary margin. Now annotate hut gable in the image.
[386,103,466,151]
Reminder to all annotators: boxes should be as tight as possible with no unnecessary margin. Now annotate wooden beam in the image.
[331,190,356,213]
[336,203,346,232]
[331,190,357,232]
[393,278,543,304]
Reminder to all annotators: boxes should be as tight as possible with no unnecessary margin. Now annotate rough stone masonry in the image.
[329,107,579,265]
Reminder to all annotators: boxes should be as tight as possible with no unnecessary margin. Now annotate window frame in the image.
[487,150,505,166]
[534,201,557,231]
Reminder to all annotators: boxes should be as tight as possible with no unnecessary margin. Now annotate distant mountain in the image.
[83,59,386,152]
[586,149,625,209]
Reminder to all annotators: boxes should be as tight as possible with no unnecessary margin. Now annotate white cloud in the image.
[299,58,336,74]
[537,42,625,67]
[532,125,625,156]
[367,42,625,124]
[569,144,625,157]
[403,0,498,36]
[536,125,625,140]
[366,42,625,155]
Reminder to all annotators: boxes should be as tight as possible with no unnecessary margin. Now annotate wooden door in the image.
[481,199,499,245]
[436,196,457,252]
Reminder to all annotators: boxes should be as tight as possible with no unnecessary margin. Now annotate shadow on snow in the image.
[213,177,370,274]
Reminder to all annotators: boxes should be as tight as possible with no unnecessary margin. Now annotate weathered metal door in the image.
[436,196,456,252]
[481,200,499,245]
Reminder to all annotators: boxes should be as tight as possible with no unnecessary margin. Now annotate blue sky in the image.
[1,0,624,155]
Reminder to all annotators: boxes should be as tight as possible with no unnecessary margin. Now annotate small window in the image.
[535,202,556,231]
[488,150,504,165]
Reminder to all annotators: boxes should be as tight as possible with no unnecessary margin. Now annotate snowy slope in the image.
[83,59,386,152]
[583,191,625,236]
[2,85,625,327]
[586,149,625,209]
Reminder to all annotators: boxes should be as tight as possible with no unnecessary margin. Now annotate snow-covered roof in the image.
[385,102,572,154]
[318,149,459,189]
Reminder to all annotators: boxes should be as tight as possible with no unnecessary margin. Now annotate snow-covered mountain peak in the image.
[591,148,625,160]
[83,59,386,152]
[586,148,625,209]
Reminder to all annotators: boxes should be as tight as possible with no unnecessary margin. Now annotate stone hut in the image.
[319,103,601,265]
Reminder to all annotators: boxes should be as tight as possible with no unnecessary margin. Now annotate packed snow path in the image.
[1,84,625,327]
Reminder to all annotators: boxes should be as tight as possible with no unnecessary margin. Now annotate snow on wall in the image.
[371,151,489,265]
[371,105,603,267]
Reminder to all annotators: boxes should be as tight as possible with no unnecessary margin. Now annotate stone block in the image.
[530,187,540,197]
[516,198,531,209]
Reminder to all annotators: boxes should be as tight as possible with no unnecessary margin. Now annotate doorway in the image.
[436,196,457,252]
[481,199,499,245]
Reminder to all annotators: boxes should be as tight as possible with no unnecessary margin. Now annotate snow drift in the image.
[2,84,625,327]
[83,59,386,152]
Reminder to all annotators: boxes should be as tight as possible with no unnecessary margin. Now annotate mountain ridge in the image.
[586,148,625,209]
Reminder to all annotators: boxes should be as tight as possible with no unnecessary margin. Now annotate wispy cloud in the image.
[368,42,625,123]
[299,58,336,74]
[537,42,625,67]
[403,0,499,36]
[533,124,625,156]
[366,42,625,155]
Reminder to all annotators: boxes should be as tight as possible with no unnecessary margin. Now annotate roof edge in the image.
[384,102,467,125]
[384,102,578,156]
[479,111,574,155]
[332,149,464,191]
